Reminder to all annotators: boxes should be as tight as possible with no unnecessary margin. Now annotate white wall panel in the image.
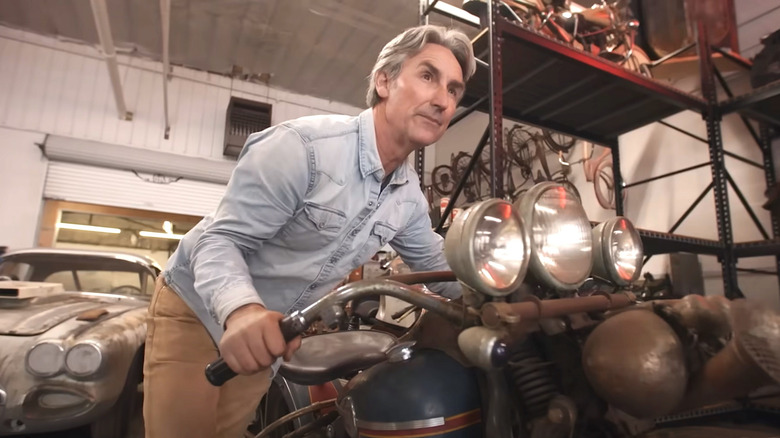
[0,127,48,251]
[736,0,780,59]
[44,162,225,217]
[0,37,15,124]
[0,27,364,252]
[0,26,362,163]
[22,43,52,131]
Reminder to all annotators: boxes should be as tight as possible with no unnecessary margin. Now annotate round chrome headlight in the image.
[515,182,593,290]
[65,342,104,377]
[592,217,643,286]
[26,341,64,377]
[444,199,530,296]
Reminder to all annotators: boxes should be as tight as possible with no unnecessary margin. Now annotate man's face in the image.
[376,43,465,148]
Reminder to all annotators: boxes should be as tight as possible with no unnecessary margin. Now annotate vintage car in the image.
[0,248,160,437]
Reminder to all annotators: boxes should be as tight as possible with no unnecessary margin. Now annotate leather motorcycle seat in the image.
[279,330,396,386]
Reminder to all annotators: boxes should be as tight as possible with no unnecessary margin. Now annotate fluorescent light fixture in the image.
[427,1,480,26]
[57,223,121,234]
[139,231,184,240]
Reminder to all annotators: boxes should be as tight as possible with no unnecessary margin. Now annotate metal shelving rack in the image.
[719,66,780,292]
[423,0,780,298]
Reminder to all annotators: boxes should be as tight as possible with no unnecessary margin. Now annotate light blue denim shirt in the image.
[164,109,460,343]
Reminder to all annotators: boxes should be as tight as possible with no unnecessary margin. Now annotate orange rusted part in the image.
[481,292,636,326]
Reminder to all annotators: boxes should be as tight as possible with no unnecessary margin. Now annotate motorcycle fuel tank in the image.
[338,348,483,438]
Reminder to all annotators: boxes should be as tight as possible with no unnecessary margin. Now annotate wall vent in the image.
[224,97,272,159]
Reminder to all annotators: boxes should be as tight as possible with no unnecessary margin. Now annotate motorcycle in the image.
[205,182,780,438]
[463,0,652,75]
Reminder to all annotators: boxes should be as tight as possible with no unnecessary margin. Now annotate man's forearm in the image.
[191,233,265,326]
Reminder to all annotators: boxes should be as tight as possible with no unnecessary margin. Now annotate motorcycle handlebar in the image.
[206,271,470,386]
[204,273,464,387]
[205,315,304,386]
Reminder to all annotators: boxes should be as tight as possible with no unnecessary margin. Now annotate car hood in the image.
[0,293,148,336]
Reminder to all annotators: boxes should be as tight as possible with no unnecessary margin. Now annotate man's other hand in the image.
[220,304,302,375]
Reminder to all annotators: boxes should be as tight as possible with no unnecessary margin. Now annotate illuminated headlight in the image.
[65,342,104,377]
[515,182,593,290]
[592,217,643,286]
[444,199,530,296]
[26,341,64,377]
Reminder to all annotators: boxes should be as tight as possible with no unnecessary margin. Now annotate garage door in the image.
[44,161,226,216]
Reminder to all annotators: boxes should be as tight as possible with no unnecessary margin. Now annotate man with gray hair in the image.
[143,24,475,437]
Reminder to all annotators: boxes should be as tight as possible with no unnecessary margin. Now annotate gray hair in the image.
[366,25,476,108]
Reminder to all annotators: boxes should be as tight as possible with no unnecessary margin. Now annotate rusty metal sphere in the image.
[583,308,688,418]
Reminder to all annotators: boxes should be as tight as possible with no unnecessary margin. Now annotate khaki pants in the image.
[143,277,272,438]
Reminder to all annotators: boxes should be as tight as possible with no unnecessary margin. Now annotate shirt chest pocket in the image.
[352,220,399,266]
[305,202,346,232]
[280,202,347,250]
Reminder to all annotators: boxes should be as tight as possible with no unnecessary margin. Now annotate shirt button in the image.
[368,201,374,207]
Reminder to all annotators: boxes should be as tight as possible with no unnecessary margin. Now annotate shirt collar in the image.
[358,109,410,186]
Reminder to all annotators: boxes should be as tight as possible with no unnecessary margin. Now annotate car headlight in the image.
[592,217,643,286]
[26,341,64,377]
[515,182,593,290]
[65,342,104,377]
[444,199,530,296]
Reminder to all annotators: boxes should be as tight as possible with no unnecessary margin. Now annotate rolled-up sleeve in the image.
[389,193,462,299]
[190,125,310,326]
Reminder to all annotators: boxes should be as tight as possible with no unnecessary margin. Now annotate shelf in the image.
[649,53,746,84]
[638,229,724,256]
[720,81,780,127]
[463,19,707,145]
[733,239,780,258]
[434,2,779,291]
[639,233,780,258]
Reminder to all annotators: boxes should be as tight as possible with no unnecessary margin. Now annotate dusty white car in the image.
[0,248,160,437]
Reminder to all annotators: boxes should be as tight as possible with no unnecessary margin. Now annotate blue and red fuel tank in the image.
[338,348,483,438]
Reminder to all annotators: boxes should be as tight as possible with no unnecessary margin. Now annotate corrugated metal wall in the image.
[0,26,362,161]
[0,26,362,217]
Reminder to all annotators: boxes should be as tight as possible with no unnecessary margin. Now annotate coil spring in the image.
[347,315,361,331]
[507,339,559,419]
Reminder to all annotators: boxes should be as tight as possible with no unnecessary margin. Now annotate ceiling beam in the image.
[160,0,171,140]
[89,0,132,121]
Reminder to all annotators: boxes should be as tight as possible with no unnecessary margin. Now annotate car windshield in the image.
[0,253,156,297]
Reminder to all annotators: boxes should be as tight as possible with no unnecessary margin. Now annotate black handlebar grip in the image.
[205,314,305,386]
[205,357,236,386]
[279,315,302,342]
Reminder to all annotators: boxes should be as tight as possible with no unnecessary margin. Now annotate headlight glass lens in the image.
[445,199,529,296]
[472,201,528,289]
[531,185,593,286]
[607,218,643,283]
[65,342,104,377]
[27,342,64,377]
